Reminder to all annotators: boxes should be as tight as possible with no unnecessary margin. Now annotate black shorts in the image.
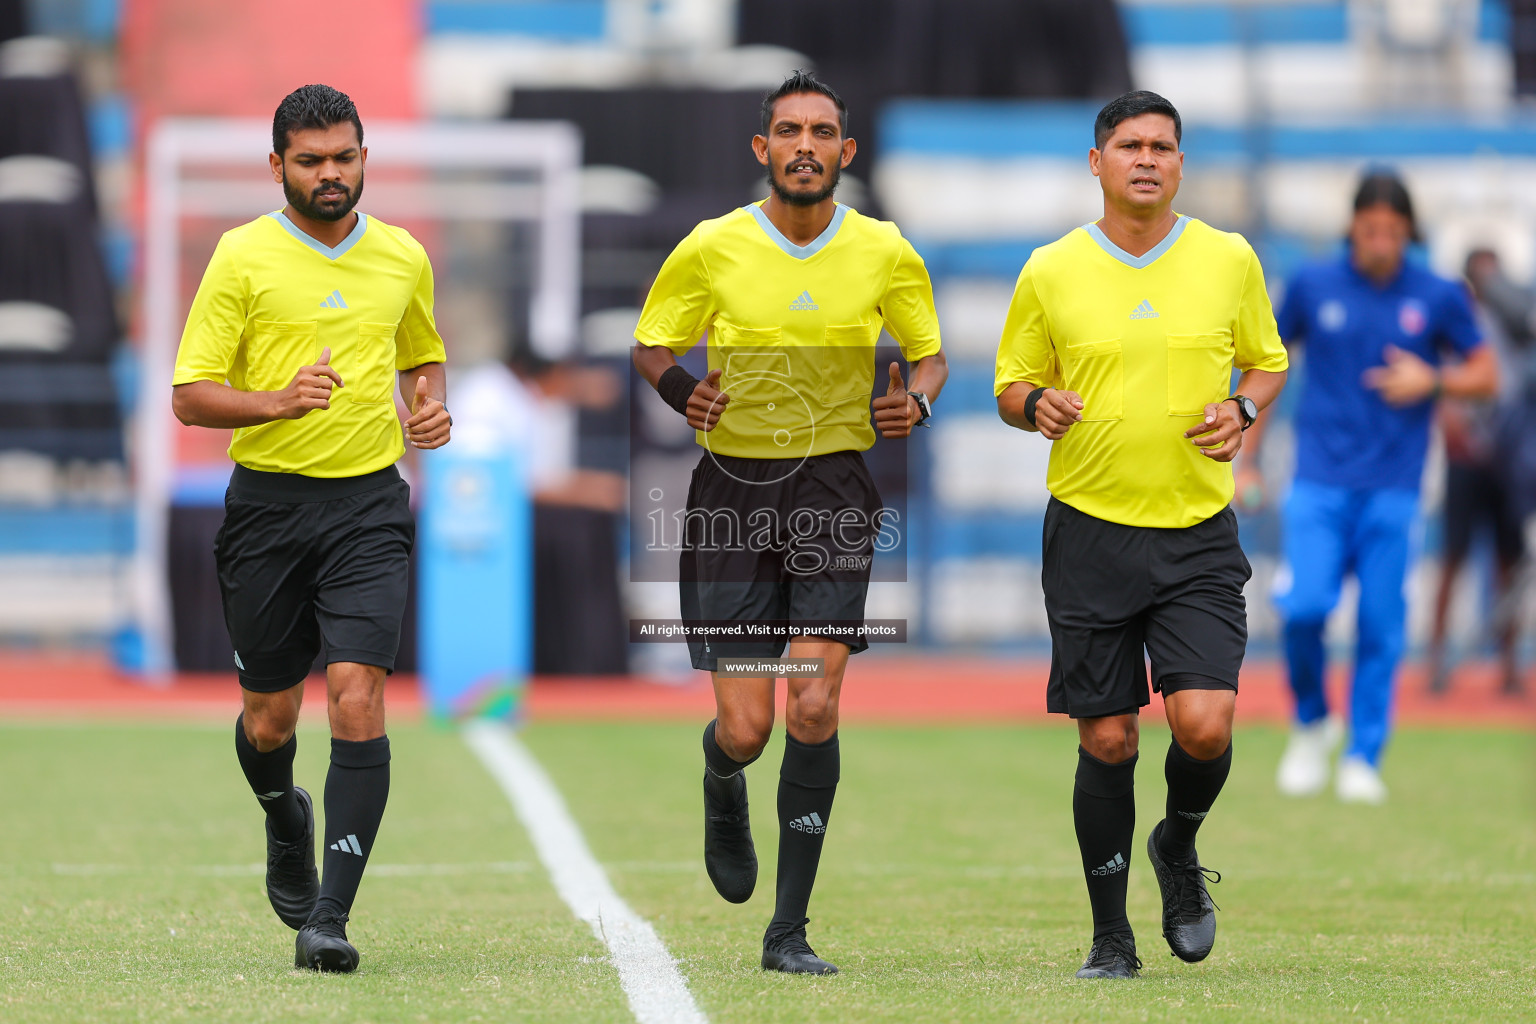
[213,464,414,692]
[680,449,881,671]
[1041,497,1251,719]
[1443,460,1524,564]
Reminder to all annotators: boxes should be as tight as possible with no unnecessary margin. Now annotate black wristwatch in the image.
[1227,394,1257,431]
[908,391,932,427]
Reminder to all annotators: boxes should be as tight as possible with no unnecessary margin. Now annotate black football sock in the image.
[703,719,759,799]
[767,731,839,942]
[1158,738,1232,862]
[233,714,306,842]
[1074,746,1137,940]
[312,735,390,921]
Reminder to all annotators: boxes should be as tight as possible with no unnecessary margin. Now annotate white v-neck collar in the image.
[1083,215,1188,269]
[747,202,848,260]
[268,210,369,260]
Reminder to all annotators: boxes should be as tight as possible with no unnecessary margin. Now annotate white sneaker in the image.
[1276,715,1343,796]
[1335,756,1388,805]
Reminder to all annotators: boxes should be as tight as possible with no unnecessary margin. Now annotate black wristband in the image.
[657,365,701,417]
[1023,386,1048,428]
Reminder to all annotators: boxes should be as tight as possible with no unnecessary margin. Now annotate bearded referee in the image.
[995,91,1287,978]
[632,71,946,974]
[170,84,450,973]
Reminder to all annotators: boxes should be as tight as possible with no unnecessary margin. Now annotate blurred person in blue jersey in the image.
[1427,249,1530,697]
[1240,171,1497,804]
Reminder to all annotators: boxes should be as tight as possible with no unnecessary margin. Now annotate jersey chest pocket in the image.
[819,322,879,408]
[1064,338,1123,422]
[246,320,318,392]
[714,322,787,405]
[339,322,400,405]
[1166,332,1233,416]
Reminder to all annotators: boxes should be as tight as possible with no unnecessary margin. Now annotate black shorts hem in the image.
[797,632,869,657]
[691,641,785,672]
[325,648,397,673]
[1047,695,1148,720]
[1153,664,1240,694]
[238,671,309,694]
[1156,671,1238,695]
[689,636,865,672]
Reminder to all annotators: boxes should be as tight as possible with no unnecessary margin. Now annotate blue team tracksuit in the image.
[1274,253,1482,765]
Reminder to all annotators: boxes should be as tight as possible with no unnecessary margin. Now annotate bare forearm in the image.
[172,380,278,428]
[401,361,446,408]
[632,343,678,390]
[997,380,1042,432]
[1439,347,1497,400]
[909,351,949,404]
[1236,367,1286,413]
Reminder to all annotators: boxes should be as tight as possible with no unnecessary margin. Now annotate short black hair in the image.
[760,70,847,138]
[1093,90,1181,149]
[1353,169,1419,241]
[272,84,363,157]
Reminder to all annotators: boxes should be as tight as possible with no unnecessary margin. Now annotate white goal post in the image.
[133,118,582,676]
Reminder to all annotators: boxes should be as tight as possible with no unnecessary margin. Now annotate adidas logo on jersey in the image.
[1091,852,1127,876]
[329,834,363,856]
[789,290,819,311]
[320,289,348,309]
[789,811,826,833]
[1128,300,1158,320]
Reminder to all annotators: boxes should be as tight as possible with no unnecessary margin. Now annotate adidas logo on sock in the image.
[256,791,285,801]
[1177,809,1208,820]
[789,290,818,311]
[1091,852,1127,876]
[329,834,363,856]
[320,289,348,309]
[1128,299,1158,320]
[788,811,826,834]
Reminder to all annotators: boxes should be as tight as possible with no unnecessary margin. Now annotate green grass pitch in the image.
[0,718,1531,1022]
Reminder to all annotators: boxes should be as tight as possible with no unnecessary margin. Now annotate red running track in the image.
[0,652,1529,728]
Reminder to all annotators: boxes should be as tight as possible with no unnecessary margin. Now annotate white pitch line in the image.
[464,720,708,1024]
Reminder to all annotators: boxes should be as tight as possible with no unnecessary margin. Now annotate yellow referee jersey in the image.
[173,211,447,477]
[995,215,1288,528]
[636,202,942,459]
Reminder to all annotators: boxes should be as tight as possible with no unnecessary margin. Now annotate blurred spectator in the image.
[0,0,21,44]
[453,353,628,675]
[1243,171,1497,804]
[1426,250,1529,696]
[1466,248,1536,531]
[1513,0,1536,96]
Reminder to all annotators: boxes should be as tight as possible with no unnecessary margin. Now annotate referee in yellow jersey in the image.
[633,71,947,975]
[995,91,1287,979]
[171,84,450,973]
